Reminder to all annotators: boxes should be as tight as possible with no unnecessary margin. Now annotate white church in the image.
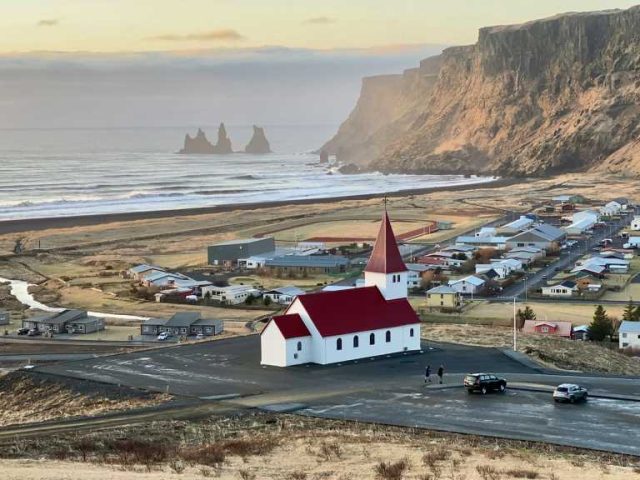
[260,210,421,367]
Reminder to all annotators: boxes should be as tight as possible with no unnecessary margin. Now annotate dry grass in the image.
[1,413,639,479]
[423,323,640,375]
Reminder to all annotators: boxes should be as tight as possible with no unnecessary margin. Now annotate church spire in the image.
[365,208,407,274]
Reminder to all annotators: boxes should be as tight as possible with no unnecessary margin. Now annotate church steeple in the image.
[364,206,408,300]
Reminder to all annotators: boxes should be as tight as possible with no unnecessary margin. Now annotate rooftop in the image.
[211,237,273,246]
[268,313,311,339]
[620,321,640,333]
[265,255,349,268]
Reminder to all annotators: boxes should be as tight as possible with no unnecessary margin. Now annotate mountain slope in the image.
[322,6,640,176]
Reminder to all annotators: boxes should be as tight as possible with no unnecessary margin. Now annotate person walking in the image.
[424,365,432,384]
[437,365,444,384]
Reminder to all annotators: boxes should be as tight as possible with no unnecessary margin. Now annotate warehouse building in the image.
[207,237,276,266]
[264,255,350,276]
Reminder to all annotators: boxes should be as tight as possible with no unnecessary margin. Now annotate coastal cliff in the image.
[244,125,272,154]
[323,6,640,176]
[179,123,233,154]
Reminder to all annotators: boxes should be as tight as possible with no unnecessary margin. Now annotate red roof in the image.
[268,313,311,339]
[365,211,407,274]
[417,256,445,265]
[522,320,573,338]
[291,286,419,337]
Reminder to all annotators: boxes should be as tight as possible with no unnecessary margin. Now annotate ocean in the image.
[0,125,495,221]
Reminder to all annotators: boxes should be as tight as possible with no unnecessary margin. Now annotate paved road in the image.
[301,386,640,456]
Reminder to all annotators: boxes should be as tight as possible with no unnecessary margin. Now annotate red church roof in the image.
[268,313,311,339]
[292,286,419,337]
[365,211,407,274]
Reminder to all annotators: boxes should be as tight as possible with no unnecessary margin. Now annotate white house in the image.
[476,264,509,279]
[476,227,497,238]
[263,286,306,305]
[600,201,622,217]
[630,216,640,231]
[564,210,600,235]
[541,280,578,297]
[260,210,421,367]
[619,321,640,349]
[406,263,431,289]
[498,216,534,235]
[626,237,640,248]
[448,275,486,295]
[129,264,166,281]
[202,285,261,305]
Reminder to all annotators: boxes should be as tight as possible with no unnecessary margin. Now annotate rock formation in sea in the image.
[319,150,329,164]
[179,128,216,154]
[179,123,233,154]
[321,6,640,177]
[244,125,272,154]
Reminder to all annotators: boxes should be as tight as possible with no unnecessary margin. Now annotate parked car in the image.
[195,333,205,340]
[27,329,41,336]
[464,373,507,394]
[157,332,171,341]
[553,384,588,403]
[16,327,30,335]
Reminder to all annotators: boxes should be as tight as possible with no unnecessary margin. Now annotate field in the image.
[1,413,638,479]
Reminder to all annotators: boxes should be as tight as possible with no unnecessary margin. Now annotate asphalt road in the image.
[301,386,640,456]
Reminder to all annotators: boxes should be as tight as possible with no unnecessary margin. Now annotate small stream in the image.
[0,276,149,321]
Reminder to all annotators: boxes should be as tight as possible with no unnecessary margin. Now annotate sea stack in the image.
[244,125,272,154]
[319,150,329,164]
[215,123,233,154]
[179,128,215,154]
[179,123,233,154]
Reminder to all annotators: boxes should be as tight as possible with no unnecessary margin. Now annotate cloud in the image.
[37,19,59,27]
[149,29,245,42]
[303,17,336,25]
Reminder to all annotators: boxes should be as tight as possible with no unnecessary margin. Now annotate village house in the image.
[630,216,640,231]
[552,194,585,204]
[563,210,600,235]
[619,321,640,349]
[497,216,535,235]
[455,235,510,249]
[128,264,165,281]
[506,224,566,251]
[426,285,461,310]
[23,309,105,334]
[406,263,433,289]
[600,200,623,217]
[448,275,486,295]
[140,312,223,337]
[202,285,261,305]
[522,320,574,338]
[263,286,305,305]
[260,210,421,367]
[0,309,9,325]
[207,237,276,267]
[541,280,578,297]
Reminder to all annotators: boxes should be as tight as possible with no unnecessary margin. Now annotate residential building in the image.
[128,264,165,281]
[456,235,510,249]
[619,321,640,349]
[626,236,640,248]
[406,263,432,289]
[22,309,105,334]
[522,320,573,338]
[263,255,350,275]
[442,245,476,255]
[600,201,623,217]
[426,285,461,309]
[142,271,193,289]
[260,210,421,367]
[0,309,9,325]
[564,210,600,235]
[476,227,497,238]
[552,194,584,204]
[504,250,538,265]
[202,285,261,305]
[476,263,510,279]
[207,237,276,266]
[498,216,534,235]
[506,224,566,250]
[140,312,223,337]
[630,216,640,231]
[448,275,486,295]
[541,280,578,297]
[263,286,306,305]
[573,325,589,341]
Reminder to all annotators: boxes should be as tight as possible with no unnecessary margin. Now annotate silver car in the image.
[553,383,588,403]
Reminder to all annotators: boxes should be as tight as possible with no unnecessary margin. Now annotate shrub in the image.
[180,444,225,467]
[288,472,307,480]
[374,459,408,480]
[476,465,501,480]
[238,469,256,480]
[169,459,186,474]
[318,441,343,460]
[503,469,539,479]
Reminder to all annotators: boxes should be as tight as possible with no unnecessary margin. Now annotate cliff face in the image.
[244,125,272,154]
[324,6,640,176]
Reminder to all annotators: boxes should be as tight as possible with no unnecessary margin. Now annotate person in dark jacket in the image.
[424,365,432,383]
[437,365,444,384]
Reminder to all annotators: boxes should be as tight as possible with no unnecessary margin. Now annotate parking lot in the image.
[302,386,640,455]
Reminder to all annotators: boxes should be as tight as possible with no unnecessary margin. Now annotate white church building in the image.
[260,210,421,367]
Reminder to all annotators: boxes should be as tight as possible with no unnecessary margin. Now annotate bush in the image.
[180,444,225,467]
[374,459,408,480]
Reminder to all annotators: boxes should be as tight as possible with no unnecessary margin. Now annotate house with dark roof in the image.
[541,280,578,297]
[260,210,421,367]
[140,311,223,337]
[22,309,105,334]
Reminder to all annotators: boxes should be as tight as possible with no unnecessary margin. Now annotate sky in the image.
[1,0,638,130]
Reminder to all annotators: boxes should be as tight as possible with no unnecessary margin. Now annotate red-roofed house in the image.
[261,210,421,366]
[522,320,574,338]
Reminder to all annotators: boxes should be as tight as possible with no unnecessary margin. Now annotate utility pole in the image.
[513,297,517,352]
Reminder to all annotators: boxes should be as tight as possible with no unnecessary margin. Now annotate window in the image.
[336,338,342,351]
[353,336,359,348]
[297,341,302,351]
[622,333,627,338]
[410,328,414,337]
[386,331,391,343]
[369,333,375,345]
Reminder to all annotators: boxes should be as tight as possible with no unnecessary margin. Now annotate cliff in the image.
[323,6,640,176]
[244,125,272,154]
[179,123,233,154]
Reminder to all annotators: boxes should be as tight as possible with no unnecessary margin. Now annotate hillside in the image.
[322,6,640,176]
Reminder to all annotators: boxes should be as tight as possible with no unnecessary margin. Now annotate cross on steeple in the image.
[383,195,388,211]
